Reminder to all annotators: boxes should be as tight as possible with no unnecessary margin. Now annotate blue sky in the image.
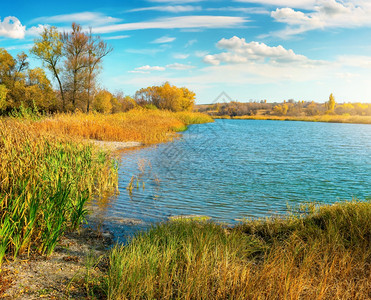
[2,0,371,103]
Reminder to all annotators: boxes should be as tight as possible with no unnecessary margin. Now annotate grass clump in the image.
[103,200,371,299]
[0,119,118,263]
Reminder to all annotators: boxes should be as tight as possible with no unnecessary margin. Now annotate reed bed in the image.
[214,114,371,124]
[0,119,118,264]
[103,200,371,299]
[33,109,213,144]
[0,109,212,264]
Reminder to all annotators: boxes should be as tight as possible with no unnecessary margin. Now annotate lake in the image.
[90,119,371,240]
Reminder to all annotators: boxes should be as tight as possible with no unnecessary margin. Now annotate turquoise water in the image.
[92,120,371,239]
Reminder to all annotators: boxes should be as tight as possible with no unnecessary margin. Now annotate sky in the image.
[1,0,371,103]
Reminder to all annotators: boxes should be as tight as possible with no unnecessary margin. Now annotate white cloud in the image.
[135,65,166,71]
[32,12,121,26]
[337,55,371,69]
[173,53,190,59]
[0,16,26,39]
[93,16,248,33]
[104,35,130,40]
[126,48,167,55]
[195,50,209,57]
[26,24,48,37]
[203,36,321,66]
[5,43,33,51]
[128,5,202,13]
[336,72,360,79]
[269,0,371,37]
[148,0,205,3]
[234,0,316,9]
[206,7,270,14]
[152,36,176,43]
[166,63,195,69]
[185,39,197,47]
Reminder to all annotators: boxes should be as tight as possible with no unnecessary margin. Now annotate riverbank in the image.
[102,200,371,299]
[3,199,370,299]
[0,227,112,299]
[213,114,371,124]
[2,111,369,299]
[0,109,213,298]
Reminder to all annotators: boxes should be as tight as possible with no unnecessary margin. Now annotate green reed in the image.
[0,119,118,263]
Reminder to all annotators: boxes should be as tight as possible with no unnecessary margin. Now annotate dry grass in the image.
[0,109,212,265]
[102,200,371,300]
[33,109,213,144]
[214,114,371,124]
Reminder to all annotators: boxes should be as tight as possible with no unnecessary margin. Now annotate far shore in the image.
[212,114,371,124]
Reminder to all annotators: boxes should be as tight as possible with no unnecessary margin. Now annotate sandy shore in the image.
[90,140,143,151]
[1,228,112,299]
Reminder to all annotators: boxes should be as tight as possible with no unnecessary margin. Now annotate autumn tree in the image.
[114,91,136,112]
[0,85,8,111]
[326,93,336,112]
[0,48,56,112]
[93,89,113,113]
[273,103,288,116]
[0,48,16,87]
[31,27,65,110]
[134,82,195,111]
[25,68,56,110]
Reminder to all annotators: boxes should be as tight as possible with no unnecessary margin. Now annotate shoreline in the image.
[1,227,113,299]
[89,140,143,151]
[0,139,145,299]
[2,115,369,298]
[212,115,371,124]
[1,132,187,299]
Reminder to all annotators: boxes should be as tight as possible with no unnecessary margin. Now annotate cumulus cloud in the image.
[26,24,48,37]
[270,0,371,37]
[152,36,176,43]
[203,36,320,66]
[0,16,26,39]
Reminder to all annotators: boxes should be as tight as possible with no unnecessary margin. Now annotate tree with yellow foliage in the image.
[0,85,8,111]
[326,93,336,112]
[93,90,113,113]
[134,82,195,112]
[31,27,65,110]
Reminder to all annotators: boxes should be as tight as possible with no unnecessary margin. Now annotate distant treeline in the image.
[196,94,371,117]
[0,23,195,115]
